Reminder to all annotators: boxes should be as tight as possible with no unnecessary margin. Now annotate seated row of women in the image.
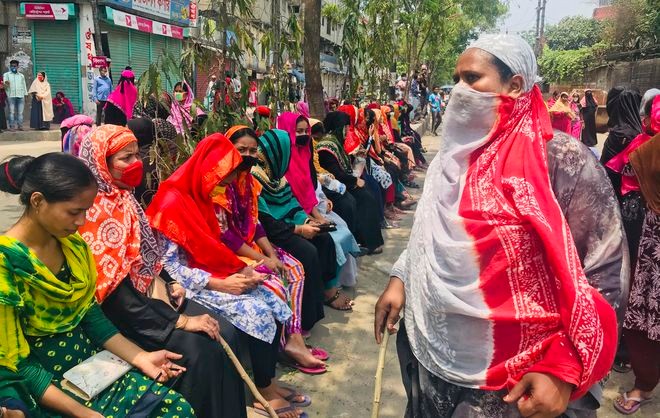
[0,95,427,417]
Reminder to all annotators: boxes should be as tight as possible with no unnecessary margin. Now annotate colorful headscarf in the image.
[397,34,616,398]
[147,134,247,277]
[277,112,318,214]
[61,115,94,156]
[167,81,205,134]
[296,101,310,119]
[0,234,97,370]
[252,130,308,225]
[337,105,361,154]
[316,112,353,172]
[78,124,162,302]
[213,126,264,245]
[106,70,138,120]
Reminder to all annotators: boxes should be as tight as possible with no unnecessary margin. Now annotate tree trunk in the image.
[303,0,324,118]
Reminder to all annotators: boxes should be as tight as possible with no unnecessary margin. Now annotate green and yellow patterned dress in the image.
[0,234,195,417]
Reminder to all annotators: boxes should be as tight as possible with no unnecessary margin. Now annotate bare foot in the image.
[255,383,302,418]
[616,388,653,411]
[284,333,325,368]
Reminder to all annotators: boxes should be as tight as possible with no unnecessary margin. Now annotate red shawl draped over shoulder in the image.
[146,134,246,277]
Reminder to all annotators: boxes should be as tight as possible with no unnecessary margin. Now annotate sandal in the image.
[367,247,384,255]
[280,387,312,407]
[612,360,632,373]
[279,356,327,375]
[306,345,329,361]
[614,392,652,415]
[324,289,353,311]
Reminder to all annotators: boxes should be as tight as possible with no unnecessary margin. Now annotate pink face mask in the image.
[113,160,144,188]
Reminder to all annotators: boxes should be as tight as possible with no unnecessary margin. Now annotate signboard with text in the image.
[21,3,74,20]
[102,0,190,25]
[91,56,109,67]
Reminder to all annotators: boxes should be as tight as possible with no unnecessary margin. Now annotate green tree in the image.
[544,16,602,51]
[602,0,659,50]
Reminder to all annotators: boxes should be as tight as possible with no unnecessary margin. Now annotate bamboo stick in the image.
[371,331,391,418]
[218,336,278,418]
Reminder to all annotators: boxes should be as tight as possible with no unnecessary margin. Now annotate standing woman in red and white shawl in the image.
[375,34,624,418]
[28,71,53,130]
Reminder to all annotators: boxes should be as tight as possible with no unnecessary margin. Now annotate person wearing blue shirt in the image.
[428,86,443,136]
[2,60,28,131]
[92,66,113,125]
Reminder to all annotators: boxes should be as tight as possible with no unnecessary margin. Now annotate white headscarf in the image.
[468,33,538,92]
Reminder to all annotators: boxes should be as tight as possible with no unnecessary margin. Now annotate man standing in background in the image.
[3,60,27,131]
[428,85,443,136]
[409,73,420,121]
[92,66,113,125]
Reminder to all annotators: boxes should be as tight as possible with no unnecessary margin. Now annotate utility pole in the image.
[271,0,281,105]
[538,0,547,57]
[534,0,542,55]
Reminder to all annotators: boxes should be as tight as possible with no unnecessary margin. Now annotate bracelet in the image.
[176,314,189,330]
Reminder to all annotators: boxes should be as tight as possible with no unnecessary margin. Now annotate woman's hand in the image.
[133,350,186,383]
[374,277,406,344]
[211,273,265,295]
[504,372,573,418]
[183,314,221,341]
[263,256,284,274]
[296,224,320,239]
[168,282,186,307]
[1,407,26,418]
[326,200,334,213]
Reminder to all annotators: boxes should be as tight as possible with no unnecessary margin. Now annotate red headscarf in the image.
[338,104,361,155]
[78,125,161,302]
[277,112,318,214]
[146,134,246,277]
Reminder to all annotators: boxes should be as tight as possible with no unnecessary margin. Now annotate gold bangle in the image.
[176,314,189,330]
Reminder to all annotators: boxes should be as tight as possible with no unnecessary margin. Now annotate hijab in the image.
[167,81,205,134]
[146,134,247,277]
[548,93,576,119]
[337,105,361,154]
[580,90,598,108]
[399,33,616,398]
[106,69,138,120]
[630,132,660,214]
[61,115,94,156]
[277,112,318,214]
[78,124,162,302]
[296,101,310,119]
[252,129,308,225]
[28,73,53,121]
[606,87,642,140]
[54,91,75,116]
[317,112,353,172]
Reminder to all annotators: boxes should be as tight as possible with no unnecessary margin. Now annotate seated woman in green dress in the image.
[0,152,195,418]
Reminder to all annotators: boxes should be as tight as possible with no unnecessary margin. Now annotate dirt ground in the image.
[253,132,659,418]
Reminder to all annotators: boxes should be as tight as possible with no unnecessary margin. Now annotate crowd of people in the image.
[0,56,433,417]
[1,31,659,418]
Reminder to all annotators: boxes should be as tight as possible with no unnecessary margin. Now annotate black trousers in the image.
[96,100,107,126]
[245,325,282,388]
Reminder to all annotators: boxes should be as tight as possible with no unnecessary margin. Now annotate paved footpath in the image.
[1,137,657,417]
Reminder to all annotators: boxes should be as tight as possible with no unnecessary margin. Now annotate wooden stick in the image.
[371,331,391,418]
[218,336,278,418]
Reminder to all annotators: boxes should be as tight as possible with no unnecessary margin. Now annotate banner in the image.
[103,0,190,25]
[21,3,74,20]
[109,7,184,39]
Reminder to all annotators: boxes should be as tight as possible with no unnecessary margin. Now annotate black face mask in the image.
[295,134,311,146]
[239,155,259,171]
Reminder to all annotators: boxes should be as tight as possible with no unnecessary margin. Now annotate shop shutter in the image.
[33,20,81,112]
[164,38,182,91]
[129,31,151,81]
[102,24,130,76]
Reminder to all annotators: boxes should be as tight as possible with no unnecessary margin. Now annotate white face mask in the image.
[442,83,500,146]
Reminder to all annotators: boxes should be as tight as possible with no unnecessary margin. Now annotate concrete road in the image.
[0,140,60,233]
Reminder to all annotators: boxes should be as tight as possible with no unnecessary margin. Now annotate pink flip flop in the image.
[280,358,327,375]
[307,345,329,361]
